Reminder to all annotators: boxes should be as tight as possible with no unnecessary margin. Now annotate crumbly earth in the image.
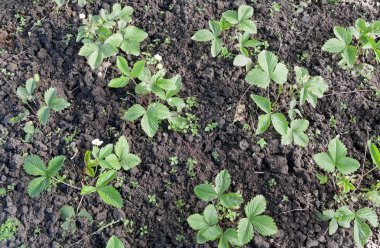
[0,0,379,247]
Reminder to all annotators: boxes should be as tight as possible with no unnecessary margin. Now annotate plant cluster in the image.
[192,7,328,147]
[77,4,147,69]
[187,170,277,247]
[0,218,20,241]
[322,19,380,77]
[59,205,93,234]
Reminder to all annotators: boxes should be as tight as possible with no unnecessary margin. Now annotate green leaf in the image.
[219,193,243,208]
[194,183,218,201]
[329,219,338,235]
[147,103,171,120]
[24,155,46,176]
[120,26,148,56]
[214,170,231,195]
[237,218,254,245]
[251,95,271,114]
[322,38,346,53]
[28,176,50,197]
[256,114,271,135]
[336,157,360,175]
[49,98,70,111]
[220,228,239,247]
[96,170,117,187]
[211,38,223,57]
[203,204,218,226]
[187,214,208,230]
[105,154,121,170]
[355,208,379,227]
[46,156,65,177]
[156,79,176,91]
[238,5,253,22]
[328,137,347,163]
[105,33,123,48]
[37,106,50,125]
[108,76,130,88]
[124,104,146,121]
[116,56,130,75]
[354,218,371,248]
[239,20,257,34]
[106,235,125,248]
[99,144,114,160]
[209,21,221,36]
[251,215,277,236]
[141,113,159,138]
[290,119,309,147]
[199,225,223,241]
[120,153,141,170]
[222,10,238,25]
[271,62,288,85]
[314,152,335,173]
[245,68,270,88]
[245,195,266,218]
[115,136,130,160]
[342,45,357,66]
[44,88,57,106]
[192,29,214,42]
[271,113,288,136]
[80,185,97,195]
[368,141,380,167]
[60,205,75,220]
[131,60,145,78]
[97,186,123,208]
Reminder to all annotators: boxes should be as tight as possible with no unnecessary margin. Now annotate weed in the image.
[205,122,218,132]
[0,218,20,241]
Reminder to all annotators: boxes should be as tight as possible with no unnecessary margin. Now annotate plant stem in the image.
[51,177,81,190]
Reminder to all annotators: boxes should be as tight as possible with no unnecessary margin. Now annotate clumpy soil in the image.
[1,0,380,247]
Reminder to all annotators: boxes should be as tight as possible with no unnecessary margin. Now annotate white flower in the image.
[79,13,86,19]
[154,54,162,61]
[92,139,103,146]
[156,63,163,70]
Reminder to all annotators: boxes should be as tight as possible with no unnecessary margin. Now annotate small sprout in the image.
[205,122,218,132]
[0,218,20,241]
[316,173,328,185]
[257,138,267,148]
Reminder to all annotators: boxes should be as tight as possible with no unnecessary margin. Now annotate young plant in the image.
[313,136,360,193]
[37,88,70,125]
[294,66,328,107]
[322,19,380,70]
[23,155,67,197]
[16,74,39,103]
[188,170,277,247]
[237,195,278,245]
[222,5,257,34]
[192,21,223,57]
[0,218,20,241]
[77,4,148,69]
[81,136,140,208]
[319,206,378,248]
[59,205,93,234]
[245,50,288,88]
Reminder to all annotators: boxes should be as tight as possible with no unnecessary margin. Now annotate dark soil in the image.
[1,0,380,247]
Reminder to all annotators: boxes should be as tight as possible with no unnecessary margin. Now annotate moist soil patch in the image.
[0,0,380,247]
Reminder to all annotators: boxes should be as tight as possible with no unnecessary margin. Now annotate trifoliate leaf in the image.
[97,186,123,208]
[238,5,253,22]
[120,26,148,56]
[105,33,124,48]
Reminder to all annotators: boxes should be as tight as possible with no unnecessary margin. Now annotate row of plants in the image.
[3,2,379,248]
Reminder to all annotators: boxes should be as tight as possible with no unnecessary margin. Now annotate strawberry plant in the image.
[16,74,39,103]
[322,19,380,70]
[319,206,378,248]
[59,205,93,234]
[37,88,70,125]
[77,4,148,69]
[81,136,141,208]
[23,155,68,197]
[187,170,277,247]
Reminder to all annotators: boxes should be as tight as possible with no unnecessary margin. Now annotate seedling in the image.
[188,170,277,247]
[316,173,328,185]
[322,19,380,71]
[37,88,70,125]
[16,74,39,103]
[77,4,148,69]
[205,122,218,132]
[186,158,197,178]
[139,225,148,237]
[257,138,267,148]
[23,155,70,197]
[81,136,141,208]
[319,206,378,248]
[59,205,93,234]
